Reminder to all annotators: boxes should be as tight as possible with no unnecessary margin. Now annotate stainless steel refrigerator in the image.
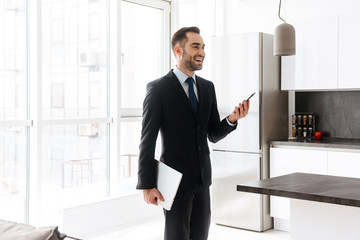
[210,32,288,231]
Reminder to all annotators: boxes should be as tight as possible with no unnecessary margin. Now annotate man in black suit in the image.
[136,26,249,240]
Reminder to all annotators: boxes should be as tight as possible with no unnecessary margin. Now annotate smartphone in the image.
[235,92,256,113]
[241,92,255,106]
[245,92,256,102]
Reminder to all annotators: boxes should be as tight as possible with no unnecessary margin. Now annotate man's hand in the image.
[143,188,164,206]
[228,99,250,124]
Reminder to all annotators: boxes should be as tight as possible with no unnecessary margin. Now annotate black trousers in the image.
[163,186,211,240]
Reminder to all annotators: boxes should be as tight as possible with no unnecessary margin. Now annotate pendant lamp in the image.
[274,0,295,56]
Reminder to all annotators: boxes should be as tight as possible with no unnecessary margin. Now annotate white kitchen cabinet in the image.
[281,15,338,90]
[270,147,328,177]
[270,145,360,232]
[328,151,360,178]
[338,13,360,89]
[269,147,327,222]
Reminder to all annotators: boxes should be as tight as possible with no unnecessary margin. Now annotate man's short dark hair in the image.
[171,26,200,56]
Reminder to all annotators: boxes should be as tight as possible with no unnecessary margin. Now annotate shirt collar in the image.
[173,66,196,85]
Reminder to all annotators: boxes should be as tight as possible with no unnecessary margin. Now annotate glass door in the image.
[116,0,170,196]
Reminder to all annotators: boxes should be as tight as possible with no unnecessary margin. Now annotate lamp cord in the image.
[278,0,286,22]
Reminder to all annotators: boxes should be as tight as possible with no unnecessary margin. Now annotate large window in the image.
[0,0,170,229]
[39,1,110,225]
[0,0,28,223]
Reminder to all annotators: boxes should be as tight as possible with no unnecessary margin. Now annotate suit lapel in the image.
[165,70,196,115]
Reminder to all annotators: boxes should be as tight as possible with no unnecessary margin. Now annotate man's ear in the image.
[174,45,182,57]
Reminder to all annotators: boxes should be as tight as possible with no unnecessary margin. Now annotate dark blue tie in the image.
[186,77,198,114]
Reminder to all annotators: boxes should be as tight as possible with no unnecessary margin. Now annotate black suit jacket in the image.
[136,70,236,192]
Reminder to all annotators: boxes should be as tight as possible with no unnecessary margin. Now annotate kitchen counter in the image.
[270,138,360,150]
[237,173,360,240]
[237,172,360,207]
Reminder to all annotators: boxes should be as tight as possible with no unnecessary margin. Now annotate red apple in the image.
[314,131,323,140]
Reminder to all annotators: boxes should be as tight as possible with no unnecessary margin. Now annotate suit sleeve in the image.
[136,82,161,190]
[207,82,237,143]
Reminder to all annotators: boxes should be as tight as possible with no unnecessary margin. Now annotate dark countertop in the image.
[270,138,360,150]
[237,172,360,207]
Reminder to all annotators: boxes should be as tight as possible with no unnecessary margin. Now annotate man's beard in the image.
[182,52,203,71]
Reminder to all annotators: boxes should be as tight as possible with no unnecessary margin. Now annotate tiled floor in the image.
[90,219,290,240]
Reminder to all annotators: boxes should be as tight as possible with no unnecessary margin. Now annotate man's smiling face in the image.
[179,32,205,72]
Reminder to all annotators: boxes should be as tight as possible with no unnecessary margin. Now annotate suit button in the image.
[197,126,200,130]
[198,147,202,151]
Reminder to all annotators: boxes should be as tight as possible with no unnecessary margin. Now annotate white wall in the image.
[173,0,360,107]
[172,0,360,80]
[218,0,360,35]
[62,194,162,238]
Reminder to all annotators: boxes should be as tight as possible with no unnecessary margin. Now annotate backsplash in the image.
[295,91,360,139]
